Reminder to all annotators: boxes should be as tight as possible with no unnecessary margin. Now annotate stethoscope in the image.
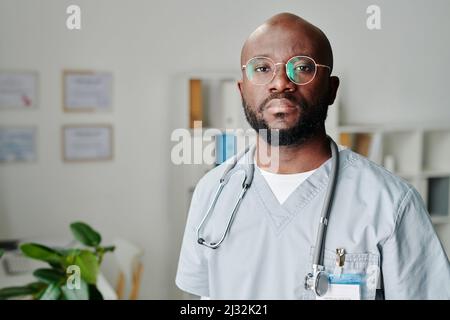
[196,136,340,297]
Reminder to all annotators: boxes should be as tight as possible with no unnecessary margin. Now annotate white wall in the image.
[0,0,449,299]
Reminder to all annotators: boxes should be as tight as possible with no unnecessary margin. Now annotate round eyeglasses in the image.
[241,56,331,86]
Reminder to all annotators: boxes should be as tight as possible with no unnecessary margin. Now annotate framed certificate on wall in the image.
[0,127,37,162]
[63,70,113,112]
[62,125,113,162]
[0,71,38,110]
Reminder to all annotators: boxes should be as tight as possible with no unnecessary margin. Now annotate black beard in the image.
[242,92,329,147]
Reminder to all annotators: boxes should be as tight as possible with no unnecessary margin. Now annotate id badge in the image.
[316,274,362,300]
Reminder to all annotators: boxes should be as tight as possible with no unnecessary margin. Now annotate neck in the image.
[255,131,331,174]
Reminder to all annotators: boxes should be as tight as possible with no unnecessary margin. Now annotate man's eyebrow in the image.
[245,52,315,62]
[252,54,271,58]
[242,54,271,62]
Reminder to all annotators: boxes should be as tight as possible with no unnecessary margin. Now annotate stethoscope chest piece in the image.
[315,271,329,297]
[305,270,329,297]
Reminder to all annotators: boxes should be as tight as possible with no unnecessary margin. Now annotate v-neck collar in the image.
[248,148,356,235]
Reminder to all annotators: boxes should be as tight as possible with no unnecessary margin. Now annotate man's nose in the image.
[269,64,296,93]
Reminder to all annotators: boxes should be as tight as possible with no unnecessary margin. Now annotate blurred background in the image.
[0,0,449,299]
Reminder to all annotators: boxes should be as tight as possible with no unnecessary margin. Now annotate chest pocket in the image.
[305,247,381,300]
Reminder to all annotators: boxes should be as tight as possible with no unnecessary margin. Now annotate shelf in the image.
[337,126,380,133]
[338,123,450,132]
[338,132,383,164]
[395,172,420,179]
[337,129,421,173]
[431,216,450,224]
[188,76,245,130]
[423,130,450,172]
[427,177,450,219]
[420,170,450,178]
[382,131,421,174]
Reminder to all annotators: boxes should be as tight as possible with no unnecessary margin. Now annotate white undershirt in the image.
[256,162,317,204]
[255,144,346,204]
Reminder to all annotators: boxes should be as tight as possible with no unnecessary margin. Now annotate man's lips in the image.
[264,98,299,114]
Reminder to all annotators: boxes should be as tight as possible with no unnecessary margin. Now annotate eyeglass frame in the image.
[241,55,332,86]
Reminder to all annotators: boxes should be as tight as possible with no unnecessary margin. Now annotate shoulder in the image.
[194,147,253,199]
[337,149,428,240]
[341,149,424,225]
[192,161,231,204]
[197,162,227,188]
[341,148,413,196]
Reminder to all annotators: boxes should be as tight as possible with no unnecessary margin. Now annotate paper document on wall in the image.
[64,126,112,161]
[0,72,37,109]
[0,127,36,162]
[64,72,112,111]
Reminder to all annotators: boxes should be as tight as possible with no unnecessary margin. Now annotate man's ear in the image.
[237,79,244,98]
[328,76,340,105]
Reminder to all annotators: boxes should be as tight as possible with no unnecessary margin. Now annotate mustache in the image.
[258,93,304,112]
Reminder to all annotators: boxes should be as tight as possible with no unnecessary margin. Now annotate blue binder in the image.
[215,133,237,165]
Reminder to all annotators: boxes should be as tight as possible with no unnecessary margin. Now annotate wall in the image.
[0,0,449,299]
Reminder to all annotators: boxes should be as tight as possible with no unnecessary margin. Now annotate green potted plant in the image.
[0,221,114,300]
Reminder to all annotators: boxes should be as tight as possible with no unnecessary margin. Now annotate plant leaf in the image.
[61,279,89,300]
[74,250,99,284]
[101,246,115,253]
[26,282,47,292]
[56,248,81,256]
[39,283,61,300]
[70,222,101,247]
[27,282,48,300]
[48,261,65,271]
[88,284,103,300]
[20,243,63,264]
[0,286,35,300]
[33,268,65,284]
[0,248,4,258]
[31,283,49,300]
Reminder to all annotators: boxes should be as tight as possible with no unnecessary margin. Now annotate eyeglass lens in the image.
[245,56,317,85]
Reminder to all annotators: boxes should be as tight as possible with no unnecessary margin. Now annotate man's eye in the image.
[295,65,313,73]
[254,66,271,73]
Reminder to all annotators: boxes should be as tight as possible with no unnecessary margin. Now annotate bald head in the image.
[241,13,334,72]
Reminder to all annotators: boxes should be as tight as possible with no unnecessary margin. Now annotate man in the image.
[175,13,450,299]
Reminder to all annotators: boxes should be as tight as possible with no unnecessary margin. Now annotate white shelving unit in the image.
[170,72,246,226]
[326,119,450,225]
